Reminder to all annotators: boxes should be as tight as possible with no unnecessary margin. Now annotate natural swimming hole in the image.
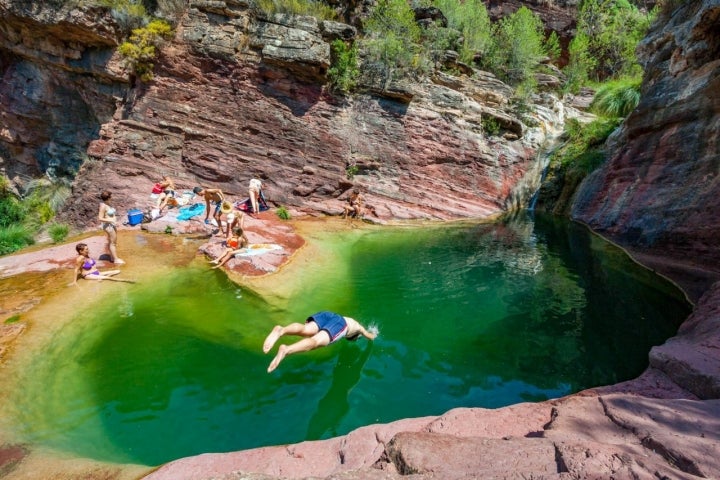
[0,214,690,466]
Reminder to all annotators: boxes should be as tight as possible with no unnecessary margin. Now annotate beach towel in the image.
[177,203,205,221]
[234,243,283,257]
[235,191,270,212]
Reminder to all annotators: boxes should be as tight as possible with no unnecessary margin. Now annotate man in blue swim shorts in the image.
[263,311,377,373]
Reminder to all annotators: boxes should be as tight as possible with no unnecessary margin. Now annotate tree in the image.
[363,0,423,74]
[564,31,595,93]
[575,0,652,81]
[493,6,546,88]
[434,0,494,65]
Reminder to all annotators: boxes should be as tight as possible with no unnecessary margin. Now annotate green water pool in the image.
[2,214,690,466]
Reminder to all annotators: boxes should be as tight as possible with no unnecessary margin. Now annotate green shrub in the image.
[482,117,501,136]
[493,7,546,85]
[118,19,173,81]
[4,314,21,324]
[0,224,35,256]
[433,0,493,65]
[100,0,148,32]
[590,77,642,118]
[363,0,423,74]
[254,0,337,20]
[545,31,561,64]
[328,40,360,93]
[48,223,70,243]
[276,206,291,220]
[571,0,652,82]
[345,164,359,179]
[0,196,23,228]
[563,32,595,93]
[551,117,622,171]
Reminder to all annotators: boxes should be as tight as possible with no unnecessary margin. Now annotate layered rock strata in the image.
[572,0,720,302]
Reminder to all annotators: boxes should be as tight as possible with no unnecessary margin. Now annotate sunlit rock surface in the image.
[1,0,720,479]
[572,0,720,302]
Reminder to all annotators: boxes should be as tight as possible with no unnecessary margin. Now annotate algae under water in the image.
[0,214,690,466]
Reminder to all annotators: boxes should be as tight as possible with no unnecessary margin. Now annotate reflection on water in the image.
[0,214,690,466]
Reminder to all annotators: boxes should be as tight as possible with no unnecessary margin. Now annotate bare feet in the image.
[114,258,126,265]
[263,326,283,353]
[267,344,288,373]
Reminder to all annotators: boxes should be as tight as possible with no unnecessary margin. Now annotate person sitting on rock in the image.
[155,176,176,214]
[209,226,249,269]
[342,189,365,219]
[71,243,134,285]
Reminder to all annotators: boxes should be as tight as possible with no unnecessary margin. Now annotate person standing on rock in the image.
[98,190,124,264]
[262,311,377,373]
[193,185,225,227]
[248,178,263,216]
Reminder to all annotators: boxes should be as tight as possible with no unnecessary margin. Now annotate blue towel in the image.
[177,203,205,221]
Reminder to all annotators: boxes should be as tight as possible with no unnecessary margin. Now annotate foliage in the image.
[99,0,148,32]
[0,195,23,228]
[362,0,423,75]
[545,31,561,64]
[276,206,291,220]
[118,19,173,81]
[48,223,70,243]
[4,315,21,324]
[563,32,595,93]
[0,224,35,256]
[550,117,622,172]
[345,164,359,179]
[328,40,360,93]
[492,6,546,88]
[571,0,653,82]
[433,0,493,65]
[254,0,337,20]
[590,77,642,117]
[0,177,72,255]
[21,179,71,231]
[482,117,501,137]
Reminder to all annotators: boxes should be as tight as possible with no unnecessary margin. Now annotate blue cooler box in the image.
[127,209,144,226]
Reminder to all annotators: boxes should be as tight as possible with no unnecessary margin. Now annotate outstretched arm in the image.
[358,324,376,340]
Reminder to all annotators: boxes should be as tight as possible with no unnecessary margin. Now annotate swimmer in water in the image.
[262,311,377,373]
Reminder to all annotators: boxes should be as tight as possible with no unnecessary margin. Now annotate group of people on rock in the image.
[72,177,268,284]
[70,177,376,372]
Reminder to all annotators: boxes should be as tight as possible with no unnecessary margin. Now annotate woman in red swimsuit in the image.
[209,227,249,269]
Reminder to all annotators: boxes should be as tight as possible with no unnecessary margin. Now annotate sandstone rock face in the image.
[0,0,127,179]
[571,0,720,301]
[2,2,720,480]
[0,0,567,230]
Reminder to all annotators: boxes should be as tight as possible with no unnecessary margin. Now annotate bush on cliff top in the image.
[118,19,173,81]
